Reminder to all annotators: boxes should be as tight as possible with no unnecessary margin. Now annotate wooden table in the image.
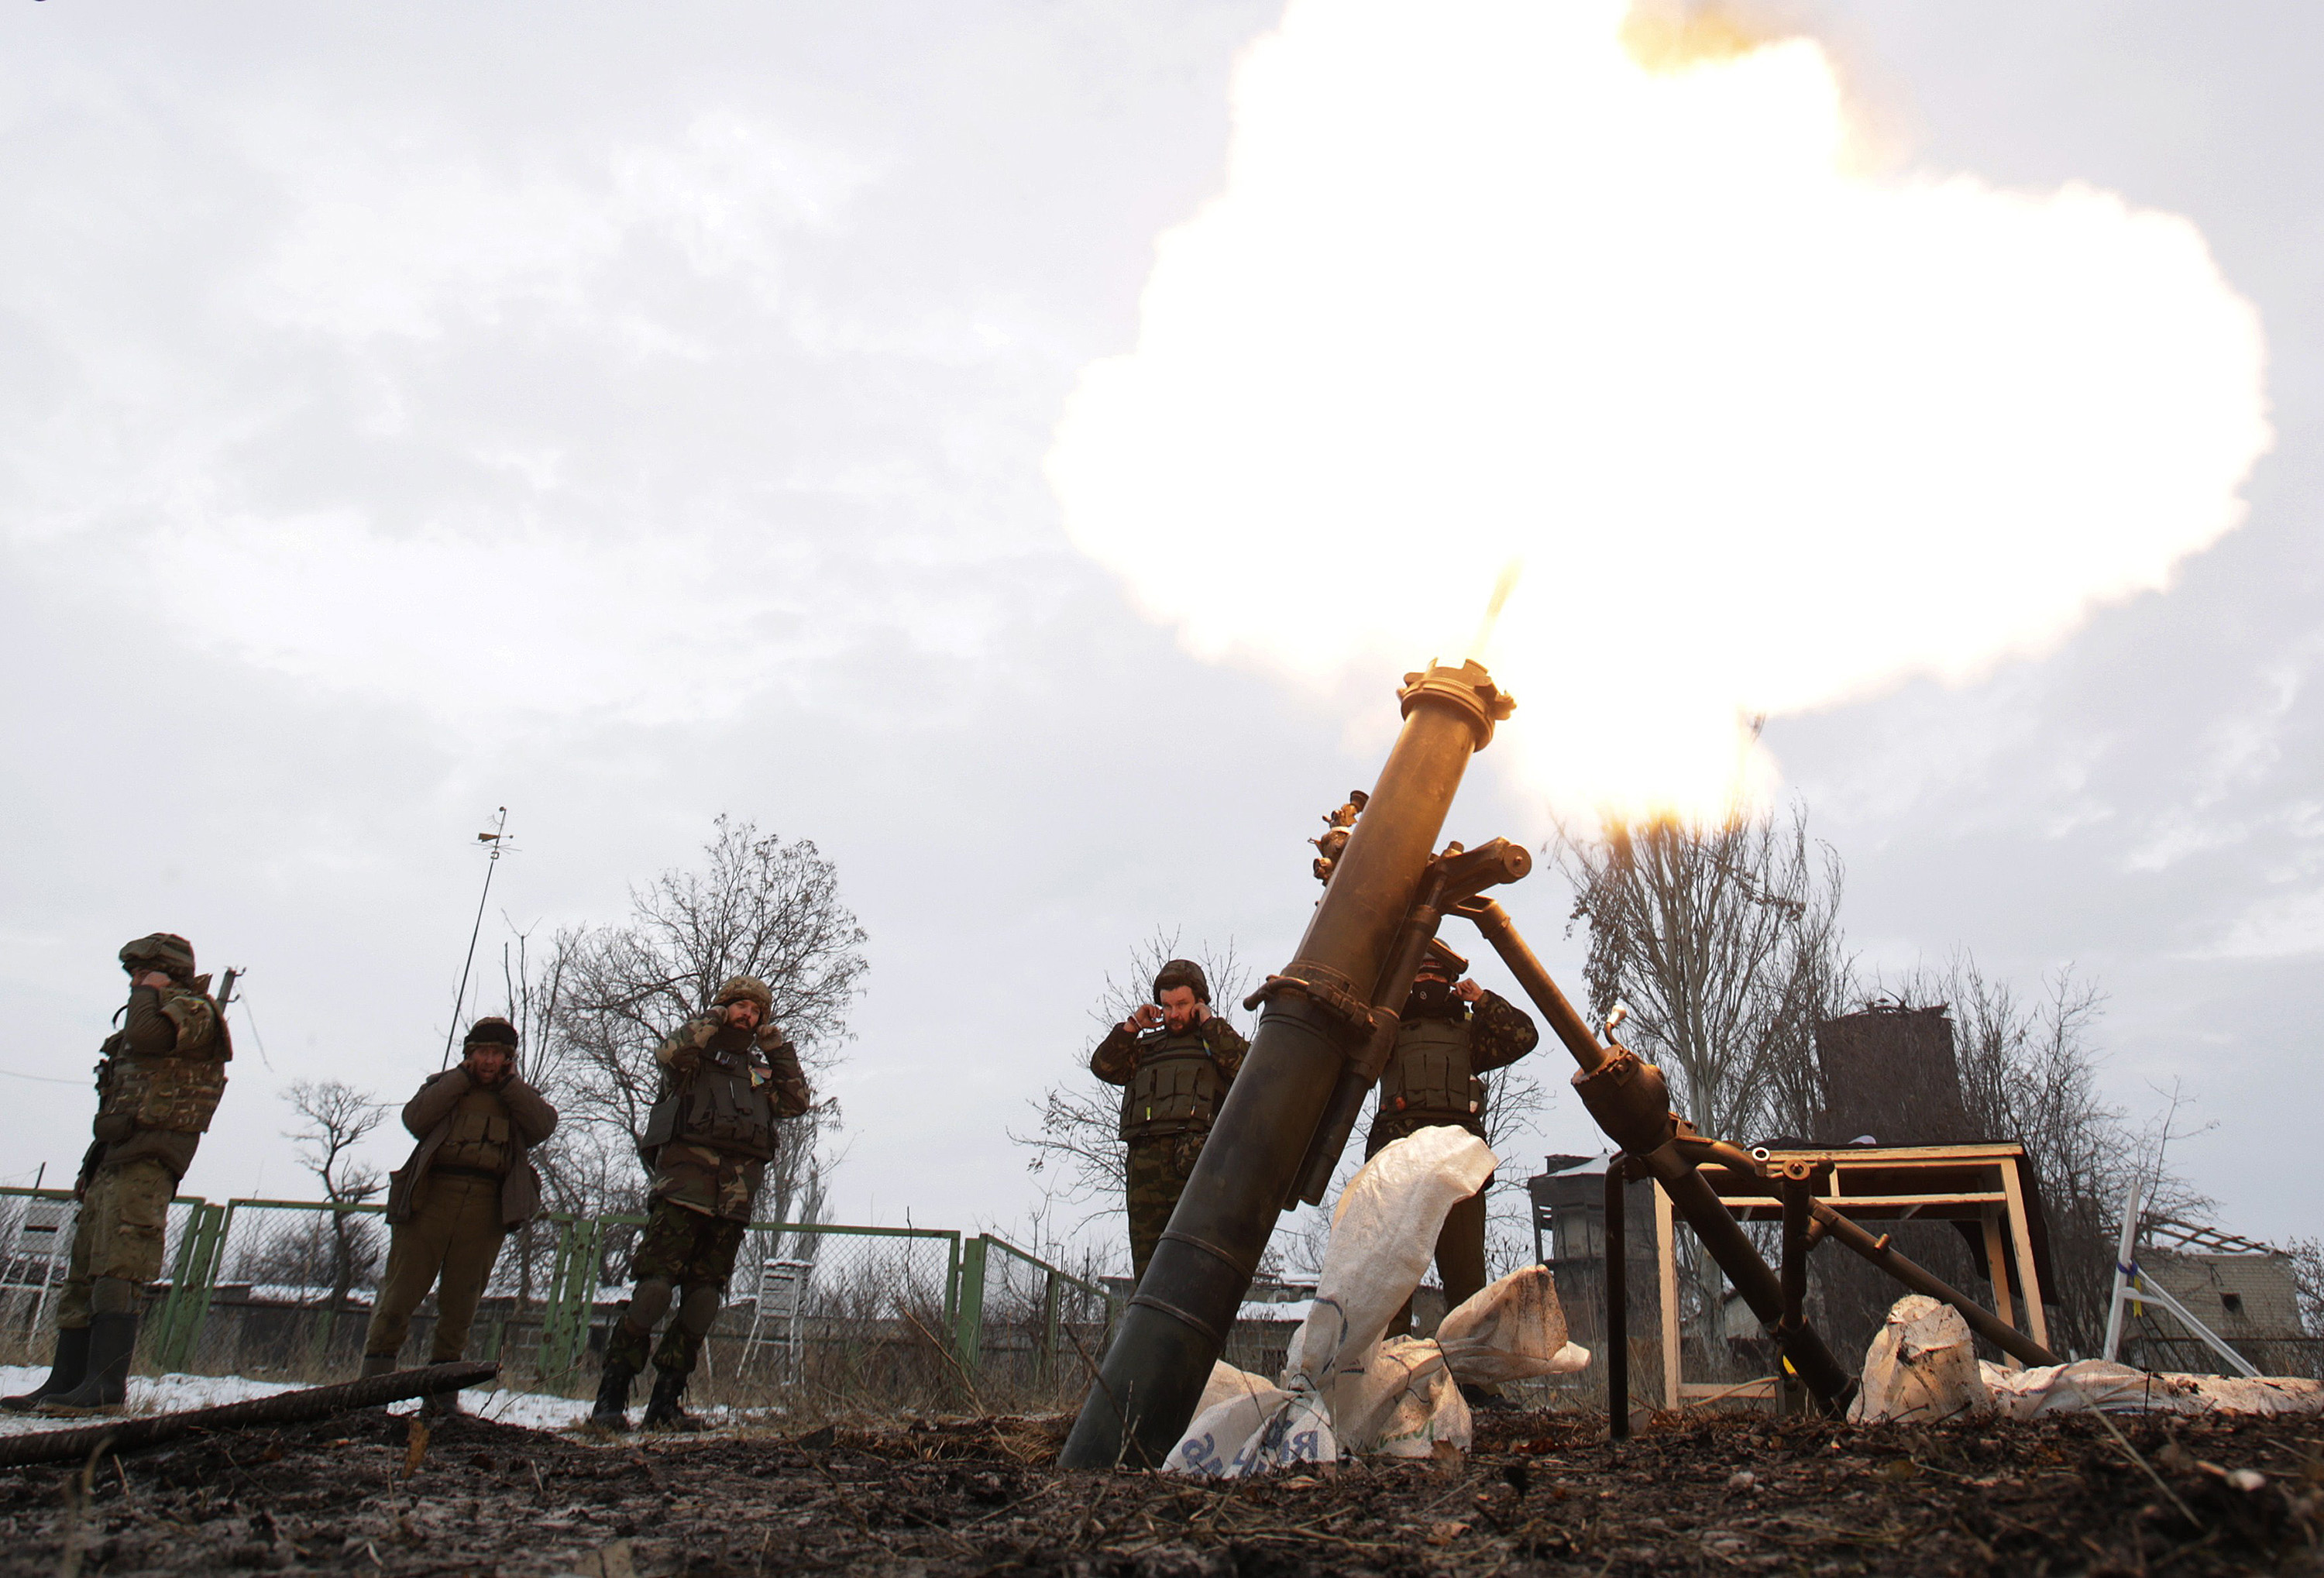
[1648,1142,2051,1409]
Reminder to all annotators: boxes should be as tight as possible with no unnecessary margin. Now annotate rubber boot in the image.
[590,1361,636,1432]
[359,1353,397,1380]
[40,1312,136,1415]
[2,1327,91,1413]
[640,1367,703,1432]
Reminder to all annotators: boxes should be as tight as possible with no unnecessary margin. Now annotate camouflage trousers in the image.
[58,1159,176,1329]
[363,1173,507,1363]
[1124,1129,1207,1287]
[603,1199,748,1377]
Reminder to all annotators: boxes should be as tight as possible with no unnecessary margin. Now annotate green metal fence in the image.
[0,1186,1119,1415]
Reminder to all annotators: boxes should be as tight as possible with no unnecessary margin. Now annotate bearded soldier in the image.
[1368,939,1538,1341]
[1090,959,1249,1284]
[359,1017,558,1409]
[591,975,810,1432]
[4,934,231,1415]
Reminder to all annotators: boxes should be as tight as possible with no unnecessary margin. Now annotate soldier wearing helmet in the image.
[592,974,811,1432]
[5,934,232,1415]
[1090,958,1250,1284]
[358,1016,559,1411]
[1368,938,1538,1347]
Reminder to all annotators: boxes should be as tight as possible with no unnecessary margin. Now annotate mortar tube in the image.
[1286,864,1451,1208]
[1058,662,1510,1470]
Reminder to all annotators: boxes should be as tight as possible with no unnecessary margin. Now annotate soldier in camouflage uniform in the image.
[1090,960,1249,1285]
[1367,939,1538,1342]
[4,934,232,1415]
[591,975,810,1432]
[360,1017,559,1413]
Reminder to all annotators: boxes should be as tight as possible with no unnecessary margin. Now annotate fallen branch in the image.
[0,1361,498,1470]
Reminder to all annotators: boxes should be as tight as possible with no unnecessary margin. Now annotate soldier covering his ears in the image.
[1090,959,1250,1284]
[359,1017,558,1408]
[592,975,811,1431]
[5,933,232,1415]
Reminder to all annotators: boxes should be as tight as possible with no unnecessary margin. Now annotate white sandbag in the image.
[1166,1127,1494,1477]
[1339,1336,1470,1457]
[1435,1265,1593,1384]
[1284,1126,1498,1394]
[1850,1295,1993,1423]
[1193,1359,1279,1421]
[1167,1374,1329,1477]
[1981,1359,2324,1420]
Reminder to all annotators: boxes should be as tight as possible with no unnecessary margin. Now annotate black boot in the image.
[40,1313,136,1415]
[359,1353,397,1380]
[2,1327,91,1413]
[640,1367,702,1432]
[590,1361,636,1431]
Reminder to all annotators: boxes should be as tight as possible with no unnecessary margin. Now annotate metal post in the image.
[1061,662,1513,1469]
[1605,1157,1629,1441]
[953,1234,988,1384]
[2102,1180,2142,1363]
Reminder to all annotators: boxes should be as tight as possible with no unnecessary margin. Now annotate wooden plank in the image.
[1713,1192,2008,1212]
[1679,1378,1777,1401]
[2000,1160,2051,1350]
[1982,1208,2021,1373]
[1656,1180,1680,1411]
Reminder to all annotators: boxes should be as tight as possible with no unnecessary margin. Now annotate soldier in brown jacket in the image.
[590,975,810,1432]
[359,1017,557,1411]
[3,933,231,1415]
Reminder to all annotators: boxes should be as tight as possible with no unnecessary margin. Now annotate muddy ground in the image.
[2,1405,2319,1576]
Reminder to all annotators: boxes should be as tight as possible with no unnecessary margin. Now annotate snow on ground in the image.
[0,1364,621,1437]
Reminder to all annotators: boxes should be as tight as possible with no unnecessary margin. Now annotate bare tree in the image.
[1552,800,1851,1363]
[1011,930,1251,1232]
[535,816,865,1229]
[281,1079,387,1312]
[1554,799,1851,1150]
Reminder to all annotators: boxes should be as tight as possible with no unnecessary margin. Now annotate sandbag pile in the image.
[1850,1294,2324,1423]
[1164,1128,1588,1477]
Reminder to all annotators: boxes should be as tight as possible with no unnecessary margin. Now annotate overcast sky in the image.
[2,3,2316,1260]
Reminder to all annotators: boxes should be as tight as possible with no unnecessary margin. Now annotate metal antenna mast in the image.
[439,807,512,1069]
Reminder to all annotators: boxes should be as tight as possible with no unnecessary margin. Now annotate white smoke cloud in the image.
[1048,0,2271,816]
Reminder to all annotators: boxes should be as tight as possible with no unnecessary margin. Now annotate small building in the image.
[2129,1218,2314,1377]
[1526,1154,1659,1350]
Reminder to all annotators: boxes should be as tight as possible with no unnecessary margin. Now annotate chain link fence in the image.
[0,1186,1118,1420]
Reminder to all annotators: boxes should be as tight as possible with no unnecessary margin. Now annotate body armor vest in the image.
[98,983,230,1137]
[1378,1014,1483,1128]
[645,1049,779,1161]
[435,1088,516,1175]
[1118,1030,1226,1140]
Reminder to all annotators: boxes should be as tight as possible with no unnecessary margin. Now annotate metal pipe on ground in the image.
[1807,1200,2061,1368]
[1058,662,1514,1470]
[0,1361,497,1469]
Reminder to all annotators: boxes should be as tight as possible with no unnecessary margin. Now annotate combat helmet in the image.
[119,933,197,982]
[1153,959,1211,1005]
[714,975,774,1012]
[1415,938,1469,979]
[463,1016,521,1050]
